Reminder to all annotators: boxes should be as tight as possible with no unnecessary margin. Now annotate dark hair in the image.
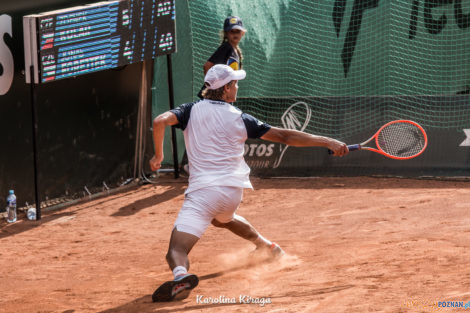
[201,81,234,100]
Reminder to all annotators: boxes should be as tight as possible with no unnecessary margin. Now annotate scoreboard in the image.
[24,0,175,83]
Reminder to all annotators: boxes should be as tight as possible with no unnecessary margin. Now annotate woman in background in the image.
[197,16,246,98]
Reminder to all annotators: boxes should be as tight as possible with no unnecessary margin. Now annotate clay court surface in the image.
[1,177,470,313]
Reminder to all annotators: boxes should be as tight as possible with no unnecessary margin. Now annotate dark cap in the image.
[223,16,246,32]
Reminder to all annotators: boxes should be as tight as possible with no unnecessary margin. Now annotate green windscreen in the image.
[188,0,469,98]
[153,0,470,176]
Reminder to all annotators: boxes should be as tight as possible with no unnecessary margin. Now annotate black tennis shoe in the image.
[152,273,199,302]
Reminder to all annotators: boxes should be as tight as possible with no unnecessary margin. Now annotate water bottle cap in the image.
[9,190,14,194]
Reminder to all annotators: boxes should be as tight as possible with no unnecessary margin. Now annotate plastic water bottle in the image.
[27,207,36,220]
[6,190,17,223]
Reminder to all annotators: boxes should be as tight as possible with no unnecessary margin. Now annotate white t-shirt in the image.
[170,99,271,194]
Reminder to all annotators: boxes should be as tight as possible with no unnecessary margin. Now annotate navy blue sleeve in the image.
[208,42,232,64]
[241,113,272,139]
[170,102,195,130]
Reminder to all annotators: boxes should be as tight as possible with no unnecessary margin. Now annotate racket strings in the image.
[376,123,426,158]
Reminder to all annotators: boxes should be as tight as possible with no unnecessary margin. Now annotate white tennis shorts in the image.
[174,186,243,238]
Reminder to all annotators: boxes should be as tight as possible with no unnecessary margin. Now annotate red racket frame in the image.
[357,120,428,160]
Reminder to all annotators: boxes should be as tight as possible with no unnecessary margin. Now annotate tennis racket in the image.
[329,120,428,160]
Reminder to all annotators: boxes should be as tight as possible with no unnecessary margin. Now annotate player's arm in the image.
[150,111,179,171]
[261,126,349,157]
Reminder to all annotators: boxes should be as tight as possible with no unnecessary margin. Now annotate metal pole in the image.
[166,54,179,179]
[29,66,41,220]
[138,60,147,178]
[134,61,147,180]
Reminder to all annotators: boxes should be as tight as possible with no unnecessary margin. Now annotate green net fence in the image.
[188,0,470,98]
[153,0,470,176]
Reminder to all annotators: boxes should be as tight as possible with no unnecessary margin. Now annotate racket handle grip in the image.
[328,144,361,154]
[347,144,361,151]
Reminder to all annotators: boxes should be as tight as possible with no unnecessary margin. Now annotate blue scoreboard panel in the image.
[24,0,175,83]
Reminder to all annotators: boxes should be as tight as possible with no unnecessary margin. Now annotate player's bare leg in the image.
[166,228,199,270]
[152,229,200,302]
[211,215,284,258]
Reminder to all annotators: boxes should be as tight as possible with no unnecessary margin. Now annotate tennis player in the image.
[150,64,349,302]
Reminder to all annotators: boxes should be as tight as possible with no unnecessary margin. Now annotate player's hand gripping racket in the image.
[329,120,428,160]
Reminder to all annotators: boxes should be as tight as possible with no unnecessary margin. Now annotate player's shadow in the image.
[111,184,186,217]
[97,258,273,313]
[97,295,242,313]
[97,282,354,312]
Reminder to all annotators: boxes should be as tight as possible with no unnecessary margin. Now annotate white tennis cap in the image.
[204,64,246,90]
